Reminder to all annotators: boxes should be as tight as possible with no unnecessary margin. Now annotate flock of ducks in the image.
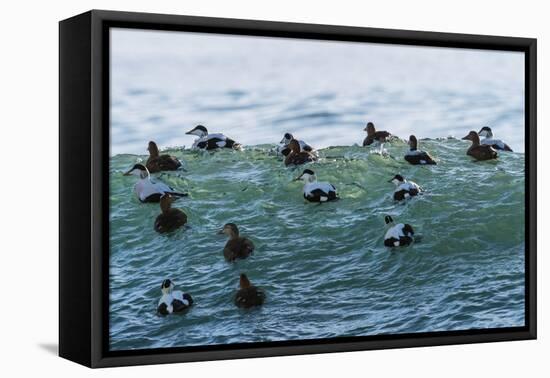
[119,123,513,316]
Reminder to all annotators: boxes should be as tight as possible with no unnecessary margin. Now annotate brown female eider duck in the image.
[478,126,513,152]
[384,215,415,247]
[295,169,338,203]
[389,174,422,201]
[157,279,193,316]
[218,223,255,262]
[154,194,188,234]
[278,132,315,156]
[123,163,188,202]
[404,135,437,165]
[234,274,265,308]
[185,125,241,150]
[362,122,392,146]
[284,139,317,166]
[462,131,498,161]
[146,141,182,173]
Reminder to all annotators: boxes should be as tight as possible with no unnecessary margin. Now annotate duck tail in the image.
[169,191,189,198]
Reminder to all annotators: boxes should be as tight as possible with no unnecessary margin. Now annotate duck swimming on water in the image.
[278,133,314,156]
[389,174,422,201]
[284,139,317,166]
[234,273,265,309]
[157,279,193,316]
[218,223,255,262]
[462,131,498,161]
[295,169,338,203]
[404,135,437,165]
[123,163,188,203]
[185,125,241,150]
[146,141,182,173]
[363,122,392,146]
[154,194,188,234]
[383,215,415,247]
[478,126,513,152]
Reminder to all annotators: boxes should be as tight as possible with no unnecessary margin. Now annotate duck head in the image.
[294,169,316,183]
[123,163,150,179]
[147,141,160,157]
[161,279,174,295]
[478,126,493,138]
[389,174,405,186]
[364,122,375,136]
[462,131,481,145]
[408,135,418,151]
[239,273,252,289]
[218,223,239,239]
[186,125,208,138]
[288,139,301,153]
[280,132,294,145]
[160,193,175,213]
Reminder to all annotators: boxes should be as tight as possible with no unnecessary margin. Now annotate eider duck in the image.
[284,139,317,166]
[404,135,437,165]
[295,169,338,203]
[462,131,498,161]
[154,194,188,234]
[218,223,255,262]
[146,141,182,173]
[157,279,194,316]
[123,163,188,203]
[389,174,422,201]
[234,273,265,309]
[363,122,392,146]
[185,125,241,150]
[478,126,513,151]
[383,215,415,247]
[277,133,314,156]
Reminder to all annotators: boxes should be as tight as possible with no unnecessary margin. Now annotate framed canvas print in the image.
[59,10,537,368]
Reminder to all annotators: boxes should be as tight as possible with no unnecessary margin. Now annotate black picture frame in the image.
[59,9,537,368]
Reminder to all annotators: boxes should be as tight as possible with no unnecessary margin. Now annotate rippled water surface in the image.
[109,29,525,351]
[109,141,525,351]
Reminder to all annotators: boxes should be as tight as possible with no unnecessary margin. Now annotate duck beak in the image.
[461,135,470,140]
[123,169,132,176]
[217,228,224,235]
[293,175,302,181]
[185,130,193,135]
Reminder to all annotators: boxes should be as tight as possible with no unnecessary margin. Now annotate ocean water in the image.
[109,29,525,351]
[109,141,525,351]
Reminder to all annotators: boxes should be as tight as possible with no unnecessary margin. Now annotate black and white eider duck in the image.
[478,126,513,152]
[363,122,392,146]
[383,215,415,247]
[123,163,188,203]
[218,223,255,262]
[389,174,422,201]
[284,139,317,166]
[295,169,338,203]
[404,135,437,165]
[185,125,241,150]
[234,273,265,309]
[154,194,188,234]
[157,279,194,316]
[462,131,498,161]
[277,133,314,156]
[146,141,182,173]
